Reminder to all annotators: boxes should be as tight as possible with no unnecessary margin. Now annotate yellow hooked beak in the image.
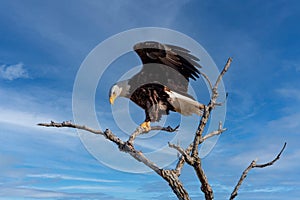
[109,94,116,105]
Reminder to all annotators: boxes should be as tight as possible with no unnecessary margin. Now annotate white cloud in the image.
[0,63,29,80]
[0,107,46,132]
[0,107,48,127]
[0,107,76,137]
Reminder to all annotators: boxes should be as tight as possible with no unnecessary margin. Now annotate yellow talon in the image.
[140,121,151,132]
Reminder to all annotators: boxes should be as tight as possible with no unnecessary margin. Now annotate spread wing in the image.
[129,41,202,96]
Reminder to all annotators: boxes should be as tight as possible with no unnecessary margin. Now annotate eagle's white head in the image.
[109,80,130,105]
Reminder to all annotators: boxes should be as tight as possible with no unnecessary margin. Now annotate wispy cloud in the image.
[0,104,76,137]
[27,173,119,183]
[0,107,52,128]
[267,112,300,130]
[281,59,300,73]
[0,187,124,200]
[276,88,300,102]
[0,187,68,199]
[0,81,73,131]
[0,63,29,80]
[2,0,191,62]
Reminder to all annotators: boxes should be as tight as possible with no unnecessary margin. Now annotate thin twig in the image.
[175,144,193,176]
[152,125,180,132]
[175,122,227,176]
[168,142,194,165]
[201,121,227,143]
[199,71,213,91]
[230,142,287,200]
[37,121,103,135]
[255,142,286,168]
[128,125,179,145]
[38,121,161,174]
[213,57,232,90]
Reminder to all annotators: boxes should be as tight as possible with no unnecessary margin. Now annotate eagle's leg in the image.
[140,121,151,132]
[140,111,152,132]
[127,120,151,146]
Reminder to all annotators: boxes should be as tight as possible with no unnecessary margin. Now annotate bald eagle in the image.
[109,41,204,131]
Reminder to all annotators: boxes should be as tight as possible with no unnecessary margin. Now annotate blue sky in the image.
[0,0,300,199]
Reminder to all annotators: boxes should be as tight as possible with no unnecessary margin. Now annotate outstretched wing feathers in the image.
[165,44,190,53]
[132,41,202,95]
[163,46,201,80]
[177,56,201,79]
[175,51,200,61]
[165,44,201,65]
[166,53,181,64]
[158,55,199,81]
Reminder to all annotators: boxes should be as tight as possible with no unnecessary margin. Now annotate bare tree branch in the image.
[39,58,232,200]
[37,121,103,135]
[192,57,232,158]
[127,125,179,145]
[171,121,226,176]
[230,142,287,200]
[183,58,232,199]
[168,142,194,165]
[193,158,214,200]
[201,121,227,143]
[175,144,193,176]
[199,71,213,91]
[152,125,180,132]
[38,121,190,200]
[161,169,191,200]
[255,142,286,168]
[213,57,232,91]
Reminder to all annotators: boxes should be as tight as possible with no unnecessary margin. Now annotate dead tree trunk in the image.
[38,58,286,200]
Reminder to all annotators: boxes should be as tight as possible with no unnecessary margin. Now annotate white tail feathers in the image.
[165,90,204,116]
